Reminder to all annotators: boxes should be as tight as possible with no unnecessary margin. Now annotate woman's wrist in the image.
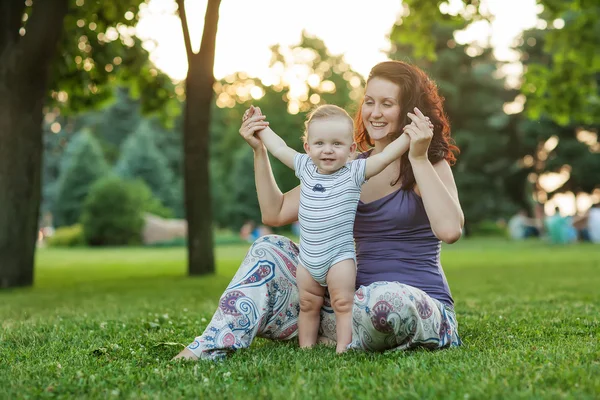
[253,144,267,156]
[409,155,430,165]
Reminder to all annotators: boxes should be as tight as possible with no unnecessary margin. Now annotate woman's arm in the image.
[240,107,300,227]
[253,146,301,227]
[403,107,464,243]
[412,158,464,243]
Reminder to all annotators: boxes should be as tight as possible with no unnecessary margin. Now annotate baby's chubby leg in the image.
[297,265,325,348]
[326,259,357,353]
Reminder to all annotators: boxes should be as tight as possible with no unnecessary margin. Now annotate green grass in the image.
[1,239,599,399]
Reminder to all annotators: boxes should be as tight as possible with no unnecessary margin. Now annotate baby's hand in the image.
[242,105,263,123]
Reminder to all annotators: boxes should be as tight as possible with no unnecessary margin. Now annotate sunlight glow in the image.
[538,166,571,193]
[135,0,539,82]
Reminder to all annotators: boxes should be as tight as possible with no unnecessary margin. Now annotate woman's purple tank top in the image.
[353,152,454,306]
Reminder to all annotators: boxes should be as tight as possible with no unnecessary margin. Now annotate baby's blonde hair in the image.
[302,104,354,144]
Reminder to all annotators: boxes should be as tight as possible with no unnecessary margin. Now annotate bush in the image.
[81,177,147,246]
[47,224,85,247]
[114,122,178,213]
[53,131,109,227]
[130,180,173,219]
[469,220,508,237]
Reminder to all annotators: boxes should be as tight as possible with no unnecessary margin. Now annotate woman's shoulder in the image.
[355,149,373,160]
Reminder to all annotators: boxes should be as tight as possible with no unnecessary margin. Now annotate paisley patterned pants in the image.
[187,235,461,359]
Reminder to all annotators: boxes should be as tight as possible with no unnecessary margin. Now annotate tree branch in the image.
[0,0,27,50]
[176,0,194,62]
[197,0,221,72]
[18,0,69,73]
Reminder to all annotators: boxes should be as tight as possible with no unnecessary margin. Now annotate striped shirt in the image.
[294,153,367,286]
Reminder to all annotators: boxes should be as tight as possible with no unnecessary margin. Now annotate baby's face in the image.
[304,117,356,174]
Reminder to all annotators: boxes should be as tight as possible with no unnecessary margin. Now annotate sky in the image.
[135,0,541,82]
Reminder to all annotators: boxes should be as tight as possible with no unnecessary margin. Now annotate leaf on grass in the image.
[153,342,185,348]
[145,322,160,330]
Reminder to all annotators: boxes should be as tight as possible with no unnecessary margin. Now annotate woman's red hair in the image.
[354,61,459,189]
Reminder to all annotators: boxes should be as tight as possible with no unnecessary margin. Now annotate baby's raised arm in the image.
[257,125,298,170]
[364,134,410,179]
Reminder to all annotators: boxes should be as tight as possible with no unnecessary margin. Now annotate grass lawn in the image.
[1,238,599,399]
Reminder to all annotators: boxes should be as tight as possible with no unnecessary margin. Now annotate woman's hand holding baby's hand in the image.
[403,107,434,162]
[240,105,269,150]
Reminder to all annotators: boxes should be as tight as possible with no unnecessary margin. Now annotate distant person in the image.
[240,220,272,243]
[239,220,256,243]
[586,203,600,243]
[545,207,576,244]
[507,209,539,240]
[291,221,300,237]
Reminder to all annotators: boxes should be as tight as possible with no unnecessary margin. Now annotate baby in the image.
[244,104,410,353]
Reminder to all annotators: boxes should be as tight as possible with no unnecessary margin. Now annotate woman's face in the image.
[361,77,402,142]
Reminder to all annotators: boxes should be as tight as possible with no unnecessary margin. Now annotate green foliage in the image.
[468,220,508,237]
[2,240,599,398]
[41,120,71,214]
[53,131,109,227]
[83,87,142,164]
[46,224,85,247]
[130,179,173,219]
[45,1,180,123]
[395,0,600,125]
[517,29,600,198]
[115,120,178,213]
[80,176,146,246]
[522,1,600,125]
[222,147,262,230]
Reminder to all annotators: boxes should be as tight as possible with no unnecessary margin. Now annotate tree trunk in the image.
[179,0,221,275]
[0,0,68,288]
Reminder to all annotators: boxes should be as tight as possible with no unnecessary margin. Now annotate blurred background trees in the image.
[1,0,598,288]
[39,5,599,236]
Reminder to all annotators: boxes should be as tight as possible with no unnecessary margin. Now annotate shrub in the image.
[53,131,109,227]
[47,224,85,247]
[130,180,173,219]
[469,220,508,237]
[81,176,146,246]
[114,122,177,212]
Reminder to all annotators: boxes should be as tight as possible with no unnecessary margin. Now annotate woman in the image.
[174,60,463,360]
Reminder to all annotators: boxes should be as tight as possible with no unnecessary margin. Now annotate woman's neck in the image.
[370,136,394,155]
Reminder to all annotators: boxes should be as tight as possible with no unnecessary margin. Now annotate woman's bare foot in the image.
[172,348,199,361]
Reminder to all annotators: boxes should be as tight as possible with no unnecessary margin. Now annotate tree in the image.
[397,0,600,125]
[53,131,109,227]
[0,0,174,288]
[1,1,68,288]
[516,28,600,204]
[176,0,221,276]
[115,120,176,211]
[86,87,142,164]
